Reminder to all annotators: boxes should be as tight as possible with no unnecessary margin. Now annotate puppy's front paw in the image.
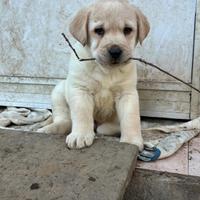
[66,131,95,149]
[120,137,144,152]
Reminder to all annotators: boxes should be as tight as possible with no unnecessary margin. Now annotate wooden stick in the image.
[61,33,200,94]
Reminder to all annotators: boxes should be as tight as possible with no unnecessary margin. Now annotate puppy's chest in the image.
[92,78,120,122]
[93,87,115,122]
[94,87,114,107]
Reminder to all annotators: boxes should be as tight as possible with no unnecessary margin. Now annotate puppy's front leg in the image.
[116,91,143,151]
[66,91,95,149]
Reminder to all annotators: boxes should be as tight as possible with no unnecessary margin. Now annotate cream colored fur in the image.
[38,0,150,151]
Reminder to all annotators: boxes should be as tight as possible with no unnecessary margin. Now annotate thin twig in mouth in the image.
[130,58,200,93]
[61,33,95,62]
[61,33,200,94]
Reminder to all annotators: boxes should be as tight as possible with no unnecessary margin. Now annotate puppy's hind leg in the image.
[38,81,71,135]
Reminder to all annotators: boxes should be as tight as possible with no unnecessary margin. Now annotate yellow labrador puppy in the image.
[39,0,150,151]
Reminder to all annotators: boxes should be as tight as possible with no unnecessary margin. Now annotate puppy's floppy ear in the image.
[69,8,90,46]
[135,8,150,45]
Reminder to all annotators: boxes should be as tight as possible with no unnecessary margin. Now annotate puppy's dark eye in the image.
[123,27,133,35]
[94,28,105,36]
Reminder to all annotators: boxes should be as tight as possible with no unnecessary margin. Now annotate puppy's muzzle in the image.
[108,45,123,62]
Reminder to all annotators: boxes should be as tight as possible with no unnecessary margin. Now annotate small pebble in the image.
[30,183,40,190]
[88,177,96,182]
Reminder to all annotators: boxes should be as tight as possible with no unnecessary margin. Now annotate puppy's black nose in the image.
[108,46,122,59]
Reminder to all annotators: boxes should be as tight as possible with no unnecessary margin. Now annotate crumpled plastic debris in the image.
[0,107,52,131]
[140,117,200,161]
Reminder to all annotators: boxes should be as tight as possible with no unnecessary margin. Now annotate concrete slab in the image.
[124,169,200,200]
[0,129,138,200]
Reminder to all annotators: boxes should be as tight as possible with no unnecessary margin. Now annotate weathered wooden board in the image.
[139,90,190,102]
[191,0,200,118]
[0,78,191,119]
[0,0,197,119]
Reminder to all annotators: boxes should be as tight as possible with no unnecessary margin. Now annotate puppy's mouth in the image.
[96,56,131,67]
[95,46,131,67]
[110,58,131,66]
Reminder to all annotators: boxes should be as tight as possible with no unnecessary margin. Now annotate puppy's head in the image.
[69,0,150,67]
